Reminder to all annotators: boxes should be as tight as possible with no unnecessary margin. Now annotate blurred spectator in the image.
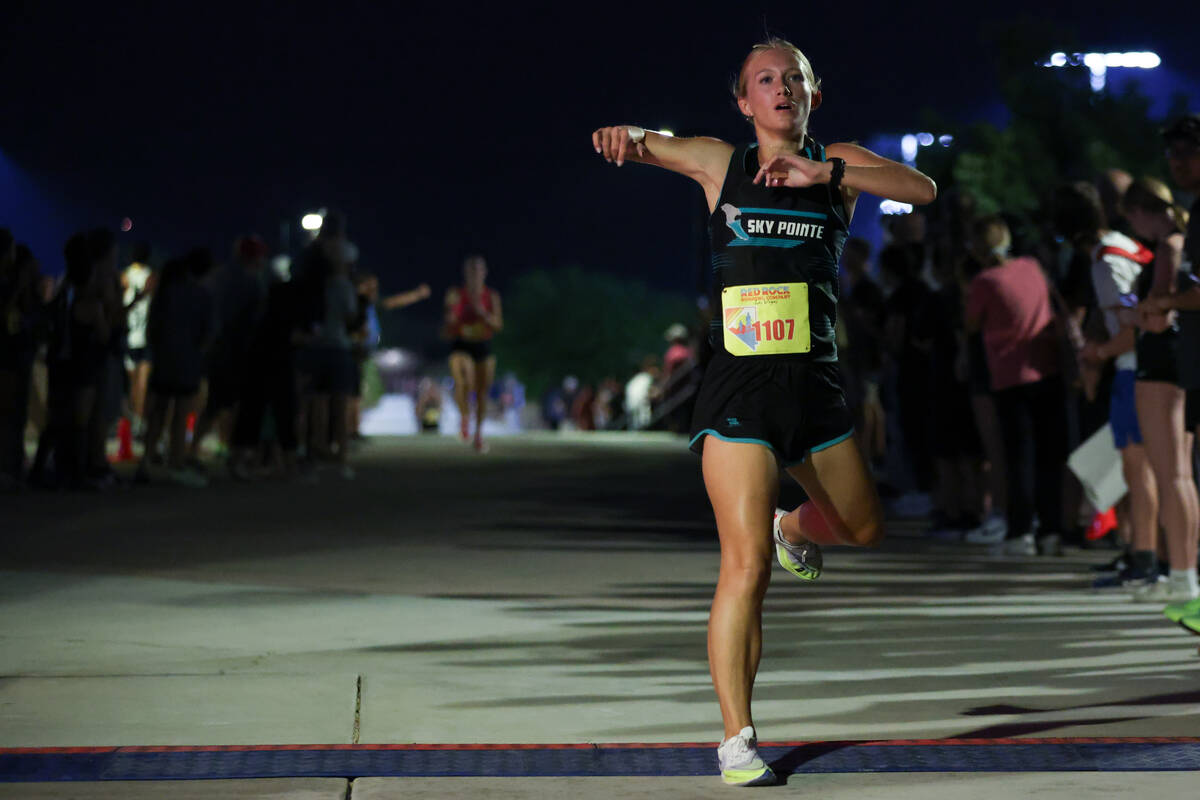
[659,323,698,433]
[302,236,359,477]
[838,237,886,470]
[965,215,1066,556]
[1056,181,1158,586]
[415,376,442,433]
[594,376,621,430]
[925,247,983,536]
[75,229,124,489]
[136,249,216,487]
[121,241,155,428]
[191,235,268,463]
[1160,114,1200,449]
[570,383,596,431]
[230,270,309,479]
[625,356,659,431]
[881,242,935,495]
[353,275,431,439]
[0,234,38,488]
[1096,169,1135,239]
[30,235,88,488]
[961,246,1008,542]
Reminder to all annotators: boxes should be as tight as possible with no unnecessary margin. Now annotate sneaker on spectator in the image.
[1092,566,1152,590]
[1092,552,1130,573]
[1132,576,1197,604]
[1036,533,1063,557]
[965,521,1007,545]
[997,533,1037,556]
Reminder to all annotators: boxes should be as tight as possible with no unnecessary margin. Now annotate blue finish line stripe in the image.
[3,739,1200,781]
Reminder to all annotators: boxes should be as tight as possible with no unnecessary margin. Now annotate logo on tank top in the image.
[720,204,826,248]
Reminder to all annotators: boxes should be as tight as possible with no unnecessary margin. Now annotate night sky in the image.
[3,0,1197,303]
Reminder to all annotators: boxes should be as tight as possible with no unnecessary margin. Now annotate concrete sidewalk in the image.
[1,433,1198,797]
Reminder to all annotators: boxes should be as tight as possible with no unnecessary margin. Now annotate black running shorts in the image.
[689,354,854,466]
[451,339,492,362]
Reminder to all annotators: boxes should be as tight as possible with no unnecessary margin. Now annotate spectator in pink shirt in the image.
[965,215,1066,556]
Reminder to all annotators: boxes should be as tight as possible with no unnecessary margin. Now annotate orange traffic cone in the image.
[114,417,136,462]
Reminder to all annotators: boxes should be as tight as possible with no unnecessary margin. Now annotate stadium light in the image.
[1042,51,1161,92]
[880,200,914,215]
[301,212,324,231]
[900,132,953,165]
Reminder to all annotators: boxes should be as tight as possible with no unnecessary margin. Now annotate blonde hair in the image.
[731,38,821,99]
[1123,176,1189,234]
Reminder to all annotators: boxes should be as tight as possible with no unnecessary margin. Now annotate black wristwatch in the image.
[828,157,846,191]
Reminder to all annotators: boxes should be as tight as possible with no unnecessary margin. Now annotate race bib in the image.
[721,282,810,356]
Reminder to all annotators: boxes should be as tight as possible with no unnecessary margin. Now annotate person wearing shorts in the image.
[1145,114,1200,620]
[121,242,154,426]
[1124,177,1199,604]
[592,37,936,787]
[444,255,502,452]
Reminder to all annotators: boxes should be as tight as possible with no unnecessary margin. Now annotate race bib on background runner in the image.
[721,282,810,356]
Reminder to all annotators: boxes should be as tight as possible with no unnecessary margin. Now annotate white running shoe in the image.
[964,523,1006,545]
[773,508,822,580]
[1133,576,1200,605]
[717,726,775,787]
[997,533,1036,556]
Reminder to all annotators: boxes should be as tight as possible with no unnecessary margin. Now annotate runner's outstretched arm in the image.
[592,126,734,207]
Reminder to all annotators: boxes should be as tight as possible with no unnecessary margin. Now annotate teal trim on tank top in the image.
[736,208,828,219]
[727,238,804,248]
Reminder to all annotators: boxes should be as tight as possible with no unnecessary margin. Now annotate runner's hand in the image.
[592,126,646,167]
[1139,307,1175,334]
[753,152,832,188]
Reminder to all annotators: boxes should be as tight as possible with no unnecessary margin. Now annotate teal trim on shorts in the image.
[788,428,856,467]
[811,428,855,454]
[689,429,779,456]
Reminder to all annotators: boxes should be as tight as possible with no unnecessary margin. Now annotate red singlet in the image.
[448,286,497,341]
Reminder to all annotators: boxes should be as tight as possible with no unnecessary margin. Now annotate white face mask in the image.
[991,244,1011,259]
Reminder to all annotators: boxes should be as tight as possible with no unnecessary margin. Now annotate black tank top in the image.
[708,141,849,362]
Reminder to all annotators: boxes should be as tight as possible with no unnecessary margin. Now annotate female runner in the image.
[593,38,936,786]
[445,255,502,452]
[1124,178,1199,604]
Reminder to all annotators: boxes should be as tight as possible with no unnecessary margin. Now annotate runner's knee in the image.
[719,557,771,594]
[848,517,885,548]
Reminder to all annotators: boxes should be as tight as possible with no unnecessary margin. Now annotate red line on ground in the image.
[2,737,1199,756]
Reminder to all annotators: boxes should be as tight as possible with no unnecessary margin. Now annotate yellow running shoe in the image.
[773,508,822,580]
[1164,596,1200,623]
[717,726,776,787]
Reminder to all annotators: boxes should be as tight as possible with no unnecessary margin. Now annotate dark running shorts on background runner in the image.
[451,339,491,362]
[689,355,854,466]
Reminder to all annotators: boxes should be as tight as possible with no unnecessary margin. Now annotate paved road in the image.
[1,433,1198,797]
